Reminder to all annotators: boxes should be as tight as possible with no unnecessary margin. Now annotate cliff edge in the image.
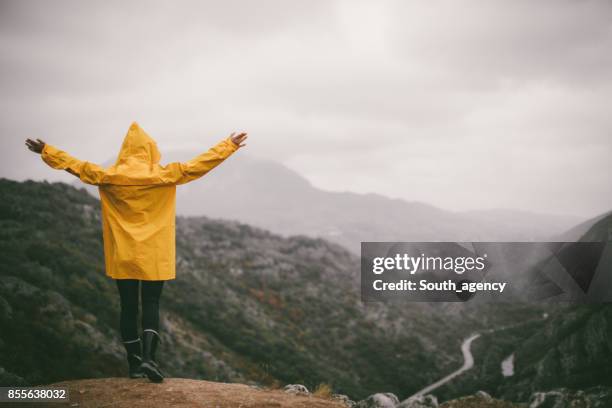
[38,378,527,408]
[47,378,346,408]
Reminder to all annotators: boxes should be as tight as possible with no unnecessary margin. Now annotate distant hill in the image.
[76,153,583,253]
[554,210,612,242]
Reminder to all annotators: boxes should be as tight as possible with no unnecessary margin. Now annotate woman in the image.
[25,122,247,383]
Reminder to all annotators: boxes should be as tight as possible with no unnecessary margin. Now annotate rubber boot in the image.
[141,329,164,383]
[122,339,145,379]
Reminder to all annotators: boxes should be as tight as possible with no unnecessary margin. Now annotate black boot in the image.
[122,339,145,379]
[141,329,164,383]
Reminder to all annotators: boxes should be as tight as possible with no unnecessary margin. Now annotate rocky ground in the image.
[18,377,611,408]
[32,378,524,408]
[439,396,520,408]
[44,378,347,408]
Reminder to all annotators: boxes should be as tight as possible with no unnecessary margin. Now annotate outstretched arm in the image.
[161,132,247,185]
[26,138,106,185]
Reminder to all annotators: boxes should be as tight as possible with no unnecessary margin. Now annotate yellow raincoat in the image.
[41,122,239,280]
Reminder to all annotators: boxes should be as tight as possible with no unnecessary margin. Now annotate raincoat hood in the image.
[100,122,168,185]
[115,122,161,166]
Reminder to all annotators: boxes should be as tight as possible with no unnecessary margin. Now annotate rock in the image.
[475,391,493,401]
[398,394,438,408]
[284,384,310,395]
[529,388,612,408]
[439,395,521,407]
[333,393,356,407]
[529,390,568,408]
[355,393,400,408]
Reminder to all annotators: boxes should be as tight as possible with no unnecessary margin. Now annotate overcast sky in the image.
[1,0,610,217]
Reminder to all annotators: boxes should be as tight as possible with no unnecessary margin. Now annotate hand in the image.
[229,132,248,148]
[25,138,46,154]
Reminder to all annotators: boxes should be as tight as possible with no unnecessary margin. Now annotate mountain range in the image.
[77,153,582,253]
[2,178,610,404]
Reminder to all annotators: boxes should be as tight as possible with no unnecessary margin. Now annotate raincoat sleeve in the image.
[161,137,239,185]
[41,144,107,185]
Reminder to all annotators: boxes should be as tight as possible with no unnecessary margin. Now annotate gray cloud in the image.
[1,0,610,217]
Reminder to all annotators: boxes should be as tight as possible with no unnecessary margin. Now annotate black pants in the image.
[115,279,164,341]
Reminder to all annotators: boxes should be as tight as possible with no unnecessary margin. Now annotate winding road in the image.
[408,333,481,398]
[404,315,545,401]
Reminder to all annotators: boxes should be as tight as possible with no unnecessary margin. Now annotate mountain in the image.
[2,178,608,404]
[1,178,498,401]
[554,210,612,242]
[76,153,582,253]
[426,212,612,402]
[495,212,612,399]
